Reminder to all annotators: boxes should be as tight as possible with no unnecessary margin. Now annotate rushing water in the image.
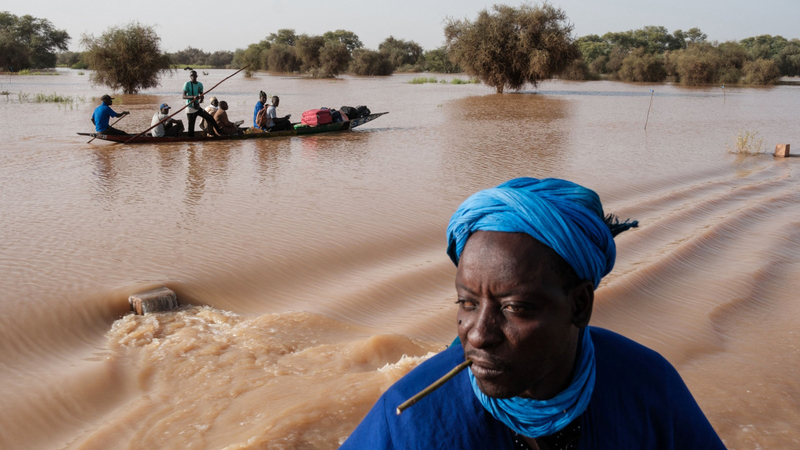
[1,69,799,449]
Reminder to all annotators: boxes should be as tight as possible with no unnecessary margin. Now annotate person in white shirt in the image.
[150,103,185,137]
[200,97,219,134]
[266,96,292,131]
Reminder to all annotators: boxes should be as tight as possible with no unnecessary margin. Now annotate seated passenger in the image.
[150,103,184,137]
[254,91,268,129]
[340,178,726,450]
[212,101,239,136]
[266,96,292,132]
[91,94,129,135]
[200,97,219,135]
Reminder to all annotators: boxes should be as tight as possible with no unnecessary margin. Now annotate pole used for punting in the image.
[396,359,473,415]
[119,65,250,145]
[644,89,654,131]
[86,114,128,144]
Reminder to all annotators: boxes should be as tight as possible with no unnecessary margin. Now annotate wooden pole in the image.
[396,359,473,415]
[120,65,250,144]
[644,89,654,131]
[86,113,128,144]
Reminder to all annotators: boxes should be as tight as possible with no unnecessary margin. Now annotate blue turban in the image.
[447,177,637,287]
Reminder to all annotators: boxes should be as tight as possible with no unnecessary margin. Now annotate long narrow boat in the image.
[77,112,388,144]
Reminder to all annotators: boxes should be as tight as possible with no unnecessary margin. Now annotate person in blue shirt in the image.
[254,91,268,129]
[340,178,727,450]
[182,70,221,137]
[91,94,129,135]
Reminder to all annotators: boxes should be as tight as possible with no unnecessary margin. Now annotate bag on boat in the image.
[340,106,358,120]
[256,107,268,129]
[354,105,371,118]
[301,109,333,127]
[330,110,343,123]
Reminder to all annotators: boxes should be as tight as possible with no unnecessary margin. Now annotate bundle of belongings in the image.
[298,105,372,127]
[340,105,371,120]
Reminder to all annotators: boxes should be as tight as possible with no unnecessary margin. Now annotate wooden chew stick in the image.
[396,359,473,415]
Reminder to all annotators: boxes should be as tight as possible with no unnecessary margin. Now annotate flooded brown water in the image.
[1,69,799,449]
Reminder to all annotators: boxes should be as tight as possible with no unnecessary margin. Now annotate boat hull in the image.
[78,112,388,144]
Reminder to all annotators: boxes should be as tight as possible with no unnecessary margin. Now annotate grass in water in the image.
[409,76,439,84]
[15,69,60,76]
[410,76,480,85]
[727,130,765,156]
[77,71,85,75]
[450,78,479,84]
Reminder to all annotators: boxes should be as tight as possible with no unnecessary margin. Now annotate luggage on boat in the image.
[354,105,371,118]
[340,106,358,120]
[331,110,344,123]
[301,109,333,126]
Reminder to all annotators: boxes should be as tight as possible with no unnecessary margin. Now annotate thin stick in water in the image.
[644,89,654,131]
[396,359,473,415]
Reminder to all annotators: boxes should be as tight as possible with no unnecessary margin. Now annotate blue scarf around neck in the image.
[469,328,596,438]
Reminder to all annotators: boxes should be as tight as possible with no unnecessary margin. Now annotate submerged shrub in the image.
[266,44,300,72]
[727,130,765,155]
[674,43,721,85]
[742,58,781,84]
[445,3,579,93]
[81,22,172,94]
[560,59,598,80]
[349,49,393,75]
[618,48,666,82]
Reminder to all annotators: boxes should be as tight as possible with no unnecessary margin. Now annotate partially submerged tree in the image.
[0,11,69,70]
[445,3,579,93]
[81,22,172,94]
[379,36,423,70]
[349,49,393,75]
[323,30,363,53]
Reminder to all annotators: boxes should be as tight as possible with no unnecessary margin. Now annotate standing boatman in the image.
[182,70,221,137]
[91,94,129,135]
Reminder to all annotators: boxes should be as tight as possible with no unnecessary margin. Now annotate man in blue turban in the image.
[340,178,725,450]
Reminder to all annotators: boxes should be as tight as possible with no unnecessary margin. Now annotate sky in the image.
[4,0,800,53]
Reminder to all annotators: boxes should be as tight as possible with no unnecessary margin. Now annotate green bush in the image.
[317,41,351,77]
[674,43,721,85]
[743,58,781,84]
[560,59,598,80]
[266,44,300,72]
[445,3,579,93]
[618,48,666,82]
[349,49,393,75]
[81,22,172,93]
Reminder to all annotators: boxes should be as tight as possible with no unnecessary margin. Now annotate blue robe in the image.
[340,327,726,449]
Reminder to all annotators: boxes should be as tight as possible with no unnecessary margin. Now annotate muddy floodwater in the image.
[1,69,799,449]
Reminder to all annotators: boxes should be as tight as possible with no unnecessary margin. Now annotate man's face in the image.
[456,231,586,400]
[190,73,197,82]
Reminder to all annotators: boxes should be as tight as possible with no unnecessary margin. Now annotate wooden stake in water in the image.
[129,286,179,315]
[396,359,473,415]
[722,85,725,104]
[644,89,654,131]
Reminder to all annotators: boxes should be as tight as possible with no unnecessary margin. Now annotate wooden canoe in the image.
[78,112,388,144]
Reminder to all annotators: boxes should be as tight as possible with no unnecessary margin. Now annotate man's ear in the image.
[571,280,594,328]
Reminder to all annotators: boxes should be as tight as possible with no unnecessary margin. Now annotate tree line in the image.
[571,26,798,85]
[230,29,459,76]
[4,6,800,94]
